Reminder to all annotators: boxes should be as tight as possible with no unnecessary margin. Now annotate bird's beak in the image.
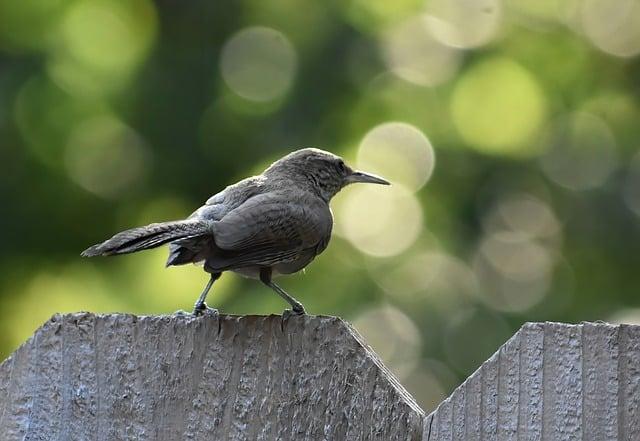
[345,170,390,186]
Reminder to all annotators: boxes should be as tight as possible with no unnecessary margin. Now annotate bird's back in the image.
[191,175,267,222]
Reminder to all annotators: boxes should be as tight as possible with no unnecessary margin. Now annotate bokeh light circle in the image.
[381,15,461,87]
[357,122,435,192]
[45,0,157,97]
[426,0,502,49]
[372,251,478,303]
[220,26,297,102]
[451,58,546,156]
[580,0,640,58]
[60,0,157,73]
[353,304,422,379]
[483,193,561,240]
[64,114,150,198]
[334,184,423,257]
[473,232,554,312]
[540,112,618,191]
[480,232,553,282]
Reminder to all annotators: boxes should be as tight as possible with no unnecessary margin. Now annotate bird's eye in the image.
[338,160,347,173]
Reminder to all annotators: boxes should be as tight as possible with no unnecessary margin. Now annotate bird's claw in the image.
[282,304,306,321]
[280,306,304,332]
[193,303,219,317]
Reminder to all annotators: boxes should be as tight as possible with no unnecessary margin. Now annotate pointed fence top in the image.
[2,315,640,440]
[425,321,640,440]
[0,312,425,440]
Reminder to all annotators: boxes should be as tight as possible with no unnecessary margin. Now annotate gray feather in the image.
[81,220,213,257]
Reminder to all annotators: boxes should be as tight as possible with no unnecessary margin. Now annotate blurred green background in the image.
[1,0,640,411]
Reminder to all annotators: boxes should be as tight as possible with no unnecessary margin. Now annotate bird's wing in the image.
[205,175,264,206]
[168,177,266,266]
[211,192,332,268]
[185,176,266,222]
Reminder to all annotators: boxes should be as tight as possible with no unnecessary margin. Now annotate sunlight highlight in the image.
[334,185,423,257]
[220,26,297,102]
[451,58,546,156]
[381,15,461,87]
[64,114,150,198]
[356,122,435,192]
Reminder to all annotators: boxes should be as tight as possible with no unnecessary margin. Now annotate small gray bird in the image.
[82,148,389,315]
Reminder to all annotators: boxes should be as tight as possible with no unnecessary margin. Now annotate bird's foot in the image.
[280,305,305,332]
[282,303,306,319]
[173,309,190,316]
[193,302,219,317]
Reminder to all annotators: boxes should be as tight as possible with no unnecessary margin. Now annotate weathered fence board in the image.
[425,322,640,441]
[0,313,424,440]
[1,316,640,440]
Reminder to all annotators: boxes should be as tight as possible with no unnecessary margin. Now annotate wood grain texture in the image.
[3,318,640,440]
[0,313,424,441]
[425,322,640,441]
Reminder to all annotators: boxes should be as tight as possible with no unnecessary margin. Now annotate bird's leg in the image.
[193,272,222,316]
[259,268,306,315]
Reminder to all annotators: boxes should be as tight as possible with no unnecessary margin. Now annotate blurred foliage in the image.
[1,0,640,412]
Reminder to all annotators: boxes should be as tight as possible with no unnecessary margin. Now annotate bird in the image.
[81,148,390,316]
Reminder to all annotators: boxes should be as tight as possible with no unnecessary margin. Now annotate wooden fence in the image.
[0,314,638,440]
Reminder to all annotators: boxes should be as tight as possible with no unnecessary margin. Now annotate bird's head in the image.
[265,148,389,201]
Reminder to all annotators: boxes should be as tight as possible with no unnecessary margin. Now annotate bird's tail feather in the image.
[81,220,213,257]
